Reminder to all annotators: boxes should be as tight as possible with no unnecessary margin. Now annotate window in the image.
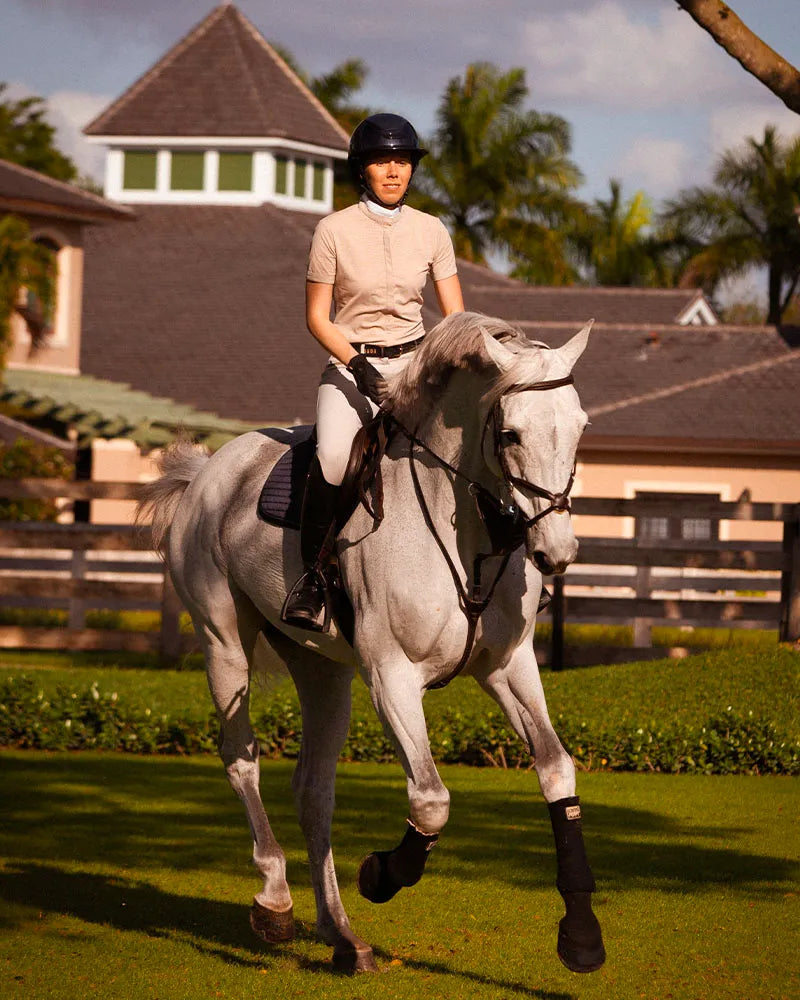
[294,159,307,198]
[275,155,288,195]
[312,163,325,201]
[635,492,720,543]
[218,151,253,191]
[123,150,157,190]
[170,151,204,191]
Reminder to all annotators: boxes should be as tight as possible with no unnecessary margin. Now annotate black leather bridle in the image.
[391,371,577,689]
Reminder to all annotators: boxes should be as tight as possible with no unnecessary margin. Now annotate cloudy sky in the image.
[3,1,798,217]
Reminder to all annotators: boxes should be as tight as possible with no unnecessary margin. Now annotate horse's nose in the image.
[534,551,554,575]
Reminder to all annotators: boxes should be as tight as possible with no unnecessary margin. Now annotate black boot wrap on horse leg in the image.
[548,796,606,973]
[281,456,339,632]
[357,820,439,904]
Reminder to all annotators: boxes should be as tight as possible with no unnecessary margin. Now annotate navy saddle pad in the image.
[257,426,315,529]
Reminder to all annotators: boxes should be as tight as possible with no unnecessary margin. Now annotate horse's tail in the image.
[136,436,210,554]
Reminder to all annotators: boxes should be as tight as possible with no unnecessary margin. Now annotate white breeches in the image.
[316,353,413,486]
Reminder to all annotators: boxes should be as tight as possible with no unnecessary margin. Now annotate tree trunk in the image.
[767,266,783,325]
[677,1,800,115]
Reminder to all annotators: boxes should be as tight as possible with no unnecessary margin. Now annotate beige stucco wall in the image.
[90,439,161,524]
[574,448,799,542]
[7,216,84,374]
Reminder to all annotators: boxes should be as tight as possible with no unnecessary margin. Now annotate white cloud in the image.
[615,137,692,195]
[522,1,744,108]
[4,81,109,182]
[707,101,800,162]
[45,90,110,182]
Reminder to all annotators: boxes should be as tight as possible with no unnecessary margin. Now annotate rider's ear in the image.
[556,319,594,371]
[481,328,516,373]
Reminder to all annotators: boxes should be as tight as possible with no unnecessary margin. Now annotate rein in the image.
[389,372,576,690]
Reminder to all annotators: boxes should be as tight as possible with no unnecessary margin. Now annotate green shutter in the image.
[294,159,307,198]
[170,151,204,191]
[275,155,288,194]
[219,152,253,191]
[123,151,157,190]
[312,163,325,201]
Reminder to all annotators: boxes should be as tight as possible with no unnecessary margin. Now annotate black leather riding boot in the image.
[281,457,339,632]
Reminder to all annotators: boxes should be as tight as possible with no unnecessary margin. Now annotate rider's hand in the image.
[346,354,389,406]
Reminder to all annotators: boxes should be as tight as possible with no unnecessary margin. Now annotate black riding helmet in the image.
[348,113,427,204]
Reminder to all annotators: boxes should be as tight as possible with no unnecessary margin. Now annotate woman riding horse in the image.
[281,112,465,631]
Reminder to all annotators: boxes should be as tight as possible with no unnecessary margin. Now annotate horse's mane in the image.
[388,311,548,422]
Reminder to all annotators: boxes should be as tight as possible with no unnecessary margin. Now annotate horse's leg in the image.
[288,658,377,972]
[356,661,447,904]
[197,587,294,944]
[477,647,606,973]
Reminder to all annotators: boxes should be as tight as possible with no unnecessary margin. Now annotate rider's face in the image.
[364,156,413,205]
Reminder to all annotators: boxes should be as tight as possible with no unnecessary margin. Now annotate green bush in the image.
[2,673,797,775]
[0,437,73,521]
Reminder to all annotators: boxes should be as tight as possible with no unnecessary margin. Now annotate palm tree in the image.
[0,214,56,363]
[660,126,800,324]
[412,63,583,278]
[572,180,683,287]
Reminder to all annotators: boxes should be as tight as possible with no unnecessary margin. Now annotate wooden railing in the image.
[0,480,797,668]
[543,494,800,669]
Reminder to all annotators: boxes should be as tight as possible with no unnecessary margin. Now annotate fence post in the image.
[550,575,565,671]
[779,508,800,643]
[160,569,183,665]
[633,565,652,648]
[68,549,87,629]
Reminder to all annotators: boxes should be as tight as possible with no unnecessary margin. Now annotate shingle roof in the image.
[81,203,325,424]
[78,204,799,451]
[84,4,349,152]
[0,158,132,223]
[433,259,716,325]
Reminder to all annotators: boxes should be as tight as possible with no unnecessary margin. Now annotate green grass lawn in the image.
[0,754,797,999]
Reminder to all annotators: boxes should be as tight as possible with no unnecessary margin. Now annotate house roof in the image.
[0,368,260,450]
[438,259,717,326]
[77,204,799,454]
[0,158,132,224]
[529,323,800,452]
[83,4,349,152]
[81,203,324,425]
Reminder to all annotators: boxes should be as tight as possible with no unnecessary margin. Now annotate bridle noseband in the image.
[389,371,577,689]
[487,374,577,527]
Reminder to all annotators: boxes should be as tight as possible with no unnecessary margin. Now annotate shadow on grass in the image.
[0,864,575,999]
[2,754,796,903]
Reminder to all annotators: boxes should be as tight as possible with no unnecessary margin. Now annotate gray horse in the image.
[138,311,605,974]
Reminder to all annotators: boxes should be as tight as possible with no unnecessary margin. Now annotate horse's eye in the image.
[500,429,521,447]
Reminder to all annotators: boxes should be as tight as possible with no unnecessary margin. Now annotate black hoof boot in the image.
[357,822,438,904]
[557,892,606,973]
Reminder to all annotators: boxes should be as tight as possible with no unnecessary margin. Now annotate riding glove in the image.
[346,354,389,406]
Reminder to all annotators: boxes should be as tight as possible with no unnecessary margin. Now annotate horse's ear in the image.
[556,319,593,372]
[481,327,516,372]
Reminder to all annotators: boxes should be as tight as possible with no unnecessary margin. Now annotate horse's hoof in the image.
[357,851,400,904]
[332,943,378,973]
[249,898,295,943]
[556,913,606,973]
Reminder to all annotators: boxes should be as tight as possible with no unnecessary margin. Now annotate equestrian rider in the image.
[282,113,465,631]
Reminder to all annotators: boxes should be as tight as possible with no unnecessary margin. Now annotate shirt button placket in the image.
[383,226,392,318]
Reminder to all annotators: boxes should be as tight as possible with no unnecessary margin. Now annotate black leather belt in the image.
[353,334,424,358]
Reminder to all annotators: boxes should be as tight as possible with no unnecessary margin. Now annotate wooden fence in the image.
[0,479,797,667]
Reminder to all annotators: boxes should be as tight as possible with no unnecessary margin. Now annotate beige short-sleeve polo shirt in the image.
[306,201,457,347]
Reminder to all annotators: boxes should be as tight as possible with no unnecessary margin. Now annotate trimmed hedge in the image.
[1,674,797,775]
